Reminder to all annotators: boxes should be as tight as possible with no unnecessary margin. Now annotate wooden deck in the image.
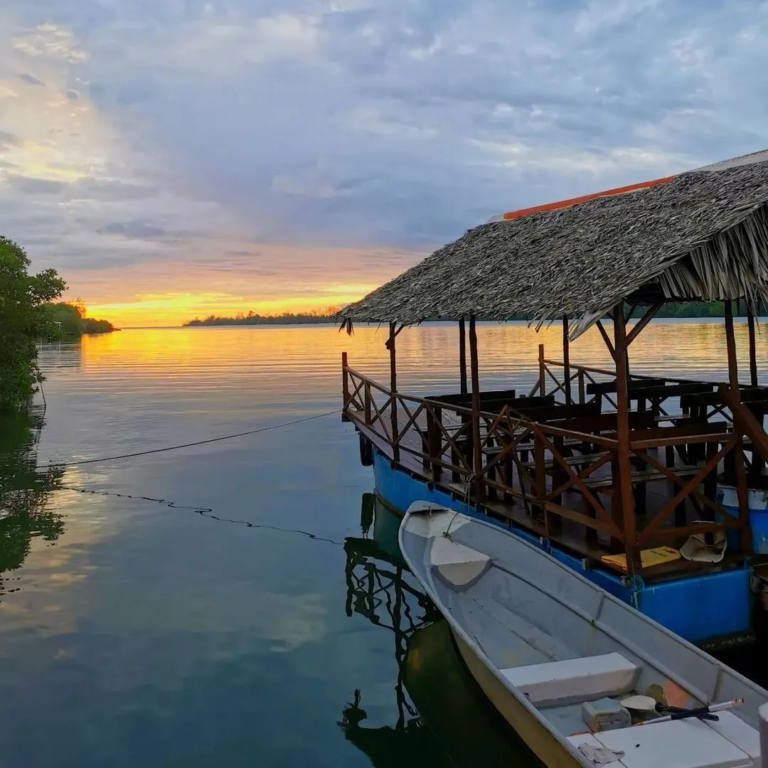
[343,358,768,583]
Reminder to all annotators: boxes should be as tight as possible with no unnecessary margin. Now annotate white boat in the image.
[399,502,768,768]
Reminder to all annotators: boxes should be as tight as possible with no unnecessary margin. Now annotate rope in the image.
[44,409,342,468]
[59,484,344,546]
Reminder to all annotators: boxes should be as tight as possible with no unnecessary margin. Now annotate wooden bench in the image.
[586,378,666,396]
[582,465,702,491]
[521,451,609,470]
[428,388,518,406]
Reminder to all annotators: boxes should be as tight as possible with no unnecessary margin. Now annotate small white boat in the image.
[399,502,768,768]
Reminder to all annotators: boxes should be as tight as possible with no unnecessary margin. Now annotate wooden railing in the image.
[342,354,757,574]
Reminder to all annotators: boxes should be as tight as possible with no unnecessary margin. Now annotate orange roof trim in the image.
[501,175,676,221]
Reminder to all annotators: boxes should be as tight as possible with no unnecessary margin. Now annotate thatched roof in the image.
[339,151,768,337]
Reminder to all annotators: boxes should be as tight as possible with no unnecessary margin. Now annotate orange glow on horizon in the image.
[84,287,377,327]
[55,242,427,328]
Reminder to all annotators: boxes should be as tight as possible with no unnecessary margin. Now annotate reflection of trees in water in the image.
[0,407,64,595]
[339,493,449,767]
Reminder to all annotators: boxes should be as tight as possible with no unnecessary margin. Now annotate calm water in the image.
[0,321,765,767]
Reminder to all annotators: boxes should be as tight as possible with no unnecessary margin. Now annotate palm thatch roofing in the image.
[339,150,768,337]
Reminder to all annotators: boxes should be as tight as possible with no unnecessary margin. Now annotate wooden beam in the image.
[389,322,399,461]
[596,320,616,360]
[459,317,468,395]
[722,384,768,463]
[342,351,350,418]
[469,315,485,500]
[722,305,750,555]
[562,315,572,405]
[538,343,546,396]
[613,304,640,573]
[388,322,397,393]
[747,308,758,388]
[724,300,740,390]
[384,323,405,349]
[626,302,663,347]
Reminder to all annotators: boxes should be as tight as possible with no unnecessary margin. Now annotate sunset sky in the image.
[2,1,768,326]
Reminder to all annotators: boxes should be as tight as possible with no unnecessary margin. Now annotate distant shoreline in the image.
[182,302,767,329]
[112,316,768,330]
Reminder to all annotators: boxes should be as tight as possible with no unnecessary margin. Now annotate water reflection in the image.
[1,322,760,766]
[0,408,64,597]
[341,494,536,768]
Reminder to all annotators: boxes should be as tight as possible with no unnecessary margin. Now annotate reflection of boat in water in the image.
[400,504,768,767]
[339,494,537,767]
[404,621,536,767]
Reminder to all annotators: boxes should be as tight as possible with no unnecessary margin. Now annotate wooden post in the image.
[724,300,740,390]
[614,305,640,573]
[538,343,546,397]
[342,351,350,422]
[725,301,751,553]
[469,316,485,501]
[459,318,468,395]
[388,322,399,461]
[548,435,565,536]
[427,406,442,483]
[747,307,764,482]
[748,307,758,388]
[562,315,572,405]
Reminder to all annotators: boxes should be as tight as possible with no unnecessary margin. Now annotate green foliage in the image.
[0,237,66,411]
[629,300,766,318]
[184,309,338,326]
[45,302,115,338]
[81,317,115,334]
[45,302,84,338]
[635,301,727,318]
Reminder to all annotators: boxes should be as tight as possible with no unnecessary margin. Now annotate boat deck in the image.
[343,360,768,583]
[355,416,746,583]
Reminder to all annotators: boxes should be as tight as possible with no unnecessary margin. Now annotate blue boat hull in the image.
[372,448,752,647]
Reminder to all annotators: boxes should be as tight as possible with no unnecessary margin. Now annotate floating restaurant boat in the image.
[339,150,768,649]
[399,503,768,768]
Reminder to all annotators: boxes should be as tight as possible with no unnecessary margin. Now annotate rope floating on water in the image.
[59,484,344,546]
[46,409,342,468]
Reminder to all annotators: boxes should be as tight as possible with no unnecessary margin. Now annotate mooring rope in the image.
[58,484,344,546]
[44,409,342,468]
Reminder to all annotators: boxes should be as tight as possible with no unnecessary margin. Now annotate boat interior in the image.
[400,508,766,767]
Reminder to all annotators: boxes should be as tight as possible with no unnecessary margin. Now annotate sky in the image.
[2,0,768,326]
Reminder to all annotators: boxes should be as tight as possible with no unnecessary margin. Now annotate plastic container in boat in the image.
[717,484,768,554]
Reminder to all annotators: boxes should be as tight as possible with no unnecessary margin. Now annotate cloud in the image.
[71,178,157,201]
[12,23,88,63]
[0,0,767,323]
[98,220,167,239]
[5,174,65,194]
[0,130,20,149]
[18,72,44,86]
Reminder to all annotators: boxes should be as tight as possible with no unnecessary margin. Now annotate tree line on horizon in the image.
[184,308,341,326]
[45,302,116,337]
[184,300,766,327]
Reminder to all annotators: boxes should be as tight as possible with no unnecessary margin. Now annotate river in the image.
[0,320,764,767]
